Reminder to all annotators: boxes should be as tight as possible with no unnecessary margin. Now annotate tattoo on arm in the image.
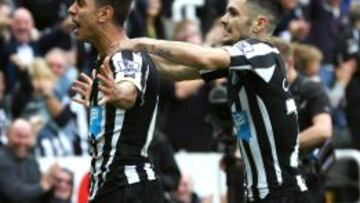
[150,44,174,58]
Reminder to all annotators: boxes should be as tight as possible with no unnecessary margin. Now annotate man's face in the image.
[68,0,99,42]
[54,170,73,200]
[220,0,252,44]
[46,53,67,77]
[11,10,33,44]
[7,121,33,158]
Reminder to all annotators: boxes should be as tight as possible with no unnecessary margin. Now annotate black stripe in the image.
[89,139,97,197]
[200,69,228,82]
[96,53,121,190]
[230,55,249,67]
[243,141,259,200]
[248,53,277,69]
[247,89,279,189]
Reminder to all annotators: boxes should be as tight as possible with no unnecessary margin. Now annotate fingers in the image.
[98,84,112,95]
[99,56,114,79]
[71,83,88,97]
[98,96,110,106]
[72,97,89,107]
[80,73,93,85]
[92,69,97,80]
[97,73,113,88]
[73,80,89,90]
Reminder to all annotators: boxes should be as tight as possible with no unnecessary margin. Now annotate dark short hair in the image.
[247,0,282,33]
[95,0,133,26]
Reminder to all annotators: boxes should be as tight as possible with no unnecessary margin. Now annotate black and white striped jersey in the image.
[201,39,307,201]
[88,50,159,200]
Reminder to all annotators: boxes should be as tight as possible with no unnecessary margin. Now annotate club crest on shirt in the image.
[113,59,141,77]
[235,41,254,55]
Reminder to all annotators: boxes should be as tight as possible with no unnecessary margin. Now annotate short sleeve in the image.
[111,51,144,91]
[222,39,280,83]
[308,85,332,118]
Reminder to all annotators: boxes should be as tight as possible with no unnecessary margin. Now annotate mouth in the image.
[71,20,81,34]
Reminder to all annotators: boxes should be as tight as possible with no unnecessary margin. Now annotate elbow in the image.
[318,124,333,143]
[114,94,137,110]
[115,97,136,110]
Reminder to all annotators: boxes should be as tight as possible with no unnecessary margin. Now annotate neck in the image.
[91,25,129,58]
[146,16,156,26]
[288,68,298,84]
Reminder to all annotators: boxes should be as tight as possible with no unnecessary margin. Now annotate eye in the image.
[228,7,239,17]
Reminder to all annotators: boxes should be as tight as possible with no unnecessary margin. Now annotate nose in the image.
[220,13,228,27]
[67,2,76,16]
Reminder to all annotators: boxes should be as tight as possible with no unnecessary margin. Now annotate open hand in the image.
[71,70,95,107]
[97,57,118,106]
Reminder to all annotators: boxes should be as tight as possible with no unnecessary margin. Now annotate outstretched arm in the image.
[150,55,201,81]
[126,38,231,70]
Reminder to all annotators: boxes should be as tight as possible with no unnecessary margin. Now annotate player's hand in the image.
[97,57,118,105]
[71,70,95,108]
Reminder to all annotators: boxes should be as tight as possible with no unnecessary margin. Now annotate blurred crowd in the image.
[0,0,359,202]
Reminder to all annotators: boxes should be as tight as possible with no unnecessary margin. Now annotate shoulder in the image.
[229,38,279,58]
[110,50,146,72]
[301,78,328,98]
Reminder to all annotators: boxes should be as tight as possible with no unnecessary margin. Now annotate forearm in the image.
[136,38,229,70]
[44,94,64,118]
[299,125,332,149]
[151,55,201,81]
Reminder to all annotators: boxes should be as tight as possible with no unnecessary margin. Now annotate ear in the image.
[252,15,269,33]
[98,5,114,23]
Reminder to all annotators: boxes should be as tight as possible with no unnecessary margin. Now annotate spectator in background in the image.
[149,131,181,203]
[170,172,211,203]
[0,0,12,47]
[127,0,166,39]
[274,38,332,203]
[0,7,72,94]
[274,0,310,41]
[0,119,60,203]
[0,71,9,146]
[293,43,323,81]
[160,20,214,152]
[15,0,73,31]
[45,48,78,100]
[49,167,74,203]
[335,3,360,148]
[305,0,346,87]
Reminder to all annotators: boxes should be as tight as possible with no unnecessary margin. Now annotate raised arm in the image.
[150,55,201,81]
[126,38,231,70]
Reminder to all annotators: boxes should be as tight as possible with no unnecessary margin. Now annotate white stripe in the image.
[256,96,283,185]
[239,88,269,199]
[132,52,144,88]
[239,140,254,199]
[52,138,64,156]
[230,65,276,83]
[141,98,158,157]
[296,175,308,191]
[125,165,140,184]
[229,65,252,71]
[245,43,279,59]
[290,139,300,167]
[58,132,73,155]
[223,45,245,56]
[144,163,156,180]
[231,103,254,198]
[102,109,125,182]
[41,139,55,157]
[254,65,276,83]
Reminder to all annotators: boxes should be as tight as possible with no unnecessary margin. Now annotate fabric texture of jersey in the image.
[88,50,159,200]
[201,38,307,201]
